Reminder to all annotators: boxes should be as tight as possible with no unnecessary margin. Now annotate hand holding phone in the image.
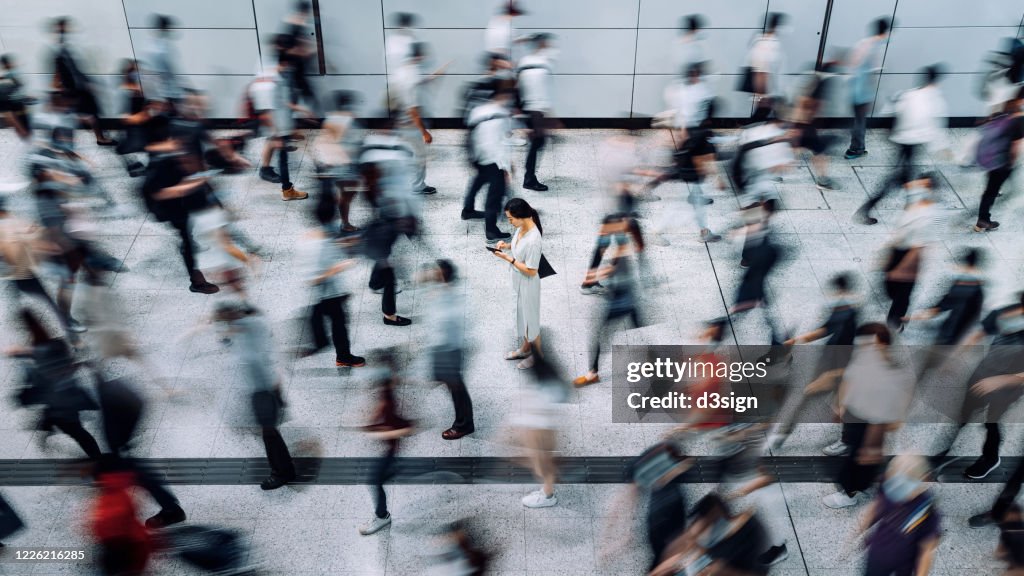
[485,246,500,253]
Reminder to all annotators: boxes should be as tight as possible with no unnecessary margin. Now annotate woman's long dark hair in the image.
[503,198,542,235]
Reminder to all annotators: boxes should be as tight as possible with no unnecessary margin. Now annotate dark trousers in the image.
[310,295,352,361]
[838,417,881,496]
[978,166,1013,223]
[884,279,915,329]
[13,276,70,326]
[123,457,180,511]
[434,349,474,432]
[278,140,292,190]
[372,440,399,518]
[524,111,547,180]
[168,216,197,275]
[262,426,295,479]
[590,307,641,373]
[465,162,507,236]
[849,102,870,154]
[992,459,1024,520]
[49,418,102,459]
[864,553,914,576]
[860,143,917,214]
[370,262,397,316]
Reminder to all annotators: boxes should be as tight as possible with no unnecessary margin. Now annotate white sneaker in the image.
[505,135,529,147]
[822,440,851,457]
[522,490,557,508]
[822,490,866,509]
[358,514,391,535]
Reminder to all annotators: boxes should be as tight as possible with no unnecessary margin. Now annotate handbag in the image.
[0,492,25,541]
[538,254,556,279]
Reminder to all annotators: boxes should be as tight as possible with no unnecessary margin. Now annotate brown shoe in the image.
[573,373,600,388]
[282,187,308,201]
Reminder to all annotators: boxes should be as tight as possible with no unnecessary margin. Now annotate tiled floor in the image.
[0,127,1022,574]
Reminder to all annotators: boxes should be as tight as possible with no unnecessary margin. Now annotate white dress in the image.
[510,226,542,342]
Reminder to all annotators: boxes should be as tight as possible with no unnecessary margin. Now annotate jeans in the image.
[168,216,197,276]
[978,166,1012,223]
[370,263,397,316]
[590,307,641,373]
[434,349,474,432]
[262,426,295,479]
[465,162,508,236]
[860,143,917,215]
[849,102,870,154]
[525,111,547,180]
[838,416,880,496]
[371,440,399,519]
[310,295,352,361]
[43,416,101,459]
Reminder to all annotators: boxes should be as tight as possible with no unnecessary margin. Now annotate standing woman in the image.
[493,198,543,370]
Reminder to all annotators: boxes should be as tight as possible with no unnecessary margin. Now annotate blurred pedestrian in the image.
[674,14,708,77]
[315,90,364,232]
[855,66,948,225]
[143,15,184,107]
[89,456,152,576]
[257,50,310,201]
[426,520,491,576]
[48,17,118,146]
[465,86,513,242]
[973,86,1023,232]
[492,197,544,369]
[880,174,940,333]
[390,42,437,196]
[790,59,841,190]
[512,355,567,508]
[421,259,474,440]
[743,12,788,103]
[517,34,556,191]
[484,1,526,63]
[277,1,320,119]
[0,54,33,141]
[845,18,890,159]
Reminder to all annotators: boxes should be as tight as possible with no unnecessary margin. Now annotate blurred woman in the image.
[855,455,941,576]
[492,198,543,369]
[0,54,33,140]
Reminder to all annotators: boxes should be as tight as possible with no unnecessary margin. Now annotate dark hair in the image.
[333,90,357,110]
[0,54,12,68]
[856,322,891,345]
[705,317,727,343]
[766,12,786,33]
[392,12,416,28]
[409,42,426,60]
[830,273,853,292]
[294,1,312,13]
[153,14,174,32]
[921,64,943,86]
[874,18,890,36]
[959,248,982,268]
[20,309,53,346]
[692,494,729,519]
[686,61,704,79]
[53,17,70,35]
[436,259,457,283]
[503,198,542,235]
[682,14,704,33]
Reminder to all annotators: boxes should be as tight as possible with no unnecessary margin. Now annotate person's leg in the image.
[129,458,182,513]
[838,422,868,496]
[582,234,610,287]
[976,167,1011,226]
[278,139,292,191]
[380,264,397,317]
[372,441,398,518]
[848,103,868,155]
[464,163,488,213]
[53,419,101,459]
[262,426,296,480]
[309,300,329,352]
[885,280,913,330]
[483,165,507,237]
[981,422,1001,464]
[992,458,1024,520]
[524,111,547,186]
[324,295,353,360]
[14,276,70,326]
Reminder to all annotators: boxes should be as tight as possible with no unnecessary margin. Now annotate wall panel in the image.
[892,0,1022,28]
[550,75,634,117]
[517,29,636,74]
[130,29,260,75]
[381,0,495,29]
[883,27,1018,74]
[767,0,828,73]
[874,73,986,117]
[515,0,639,29]
[635,28,756,75]
[123,0,255,29]
[638,0,767,29]
[631,74,751,118]
[319,0,386,75]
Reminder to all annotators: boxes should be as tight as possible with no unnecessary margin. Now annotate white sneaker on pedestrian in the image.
[358,513,391,535]
[822,440,851,457]
[505,135,529,146]
[822,490,866,509]
[522,490,557,508]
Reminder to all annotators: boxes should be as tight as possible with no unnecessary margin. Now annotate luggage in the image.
[163,525,253,575]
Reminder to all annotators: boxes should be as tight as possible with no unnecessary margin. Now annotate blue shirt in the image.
[850,37,885,105]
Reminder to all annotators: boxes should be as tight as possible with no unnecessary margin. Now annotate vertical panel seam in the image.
[120,0,140,96]
[312,0,326,74]
[816,0,834,69]
[380,0,390,119]
[629,0,641,117]
[249,0,262,73]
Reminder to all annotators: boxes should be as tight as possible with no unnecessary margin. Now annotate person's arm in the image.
[310,260,354,285]
[785,326,828,346]
[217,229,249,265]
[493,248,538,277]
[152,178,208,200]
[914,536,939,576]
[409,106,432,144]
[971,371,1024,396]
[805,368,844,395]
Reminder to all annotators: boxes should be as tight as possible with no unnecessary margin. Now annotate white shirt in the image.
[890,201,940,249]
[674,34,708,76]
[468,101,511,170]
[297,233,348,300]
[484,15,513,56]
[517,51,554,112]
[389,63,421,126]
[890,86,949,149]
[668,79,712,129]
[386,29,415,67]
[742,122,794,173]
[360,133,421,220]
[840,345,914,424]
[249,75,276,112]
[747,34,785,95]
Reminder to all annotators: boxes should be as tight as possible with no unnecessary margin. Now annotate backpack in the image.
[976,114,1016,170]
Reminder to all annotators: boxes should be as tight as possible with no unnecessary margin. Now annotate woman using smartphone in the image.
[491,198,543,369]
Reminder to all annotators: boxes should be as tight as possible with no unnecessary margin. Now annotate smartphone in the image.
[485,246,500,253]
[186,169,223,181]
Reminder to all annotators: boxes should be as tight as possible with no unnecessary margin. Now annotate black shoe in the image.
[968,512,996,528]
[854,211,878,226]
[461,209,485,220]
[486,231,512,242]
[260,167,282,184]
[757,544,789,567]
[126,161,146,178]
[739,259,749,269]
[442,426,475,440]
[336,355,367,368]
[383,315,412,326]
[965,457,1001,479]
[189,281,220,294]
[974,220,1000,232]
[145,505,186,528]
[260,474,294,491]
[523,178,548,192]
[419,186,437,195]
[96,138,119,147]
[844,149,867,160]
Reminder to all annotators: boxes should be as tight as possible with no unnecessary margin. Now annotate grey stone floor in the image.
[0,127,1022,574]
